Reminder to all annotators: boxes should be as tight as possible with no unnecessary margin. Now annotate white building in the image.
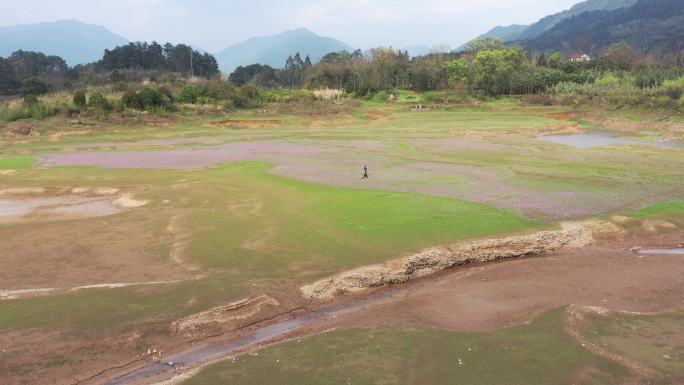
[568,54,591,63]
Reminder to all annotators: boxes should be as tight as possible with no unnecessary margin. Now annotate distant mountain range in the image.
[216,28,353,72]
[462,0,638,49]
[0,19,128,65]
[4,0,681,74]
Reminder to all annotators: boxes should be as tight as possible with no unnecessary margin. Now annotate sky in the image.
[0,0,583,52]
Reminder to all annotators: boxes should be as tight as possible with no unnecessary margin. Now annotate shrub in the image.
[73,90,87,108]
[654,96,672,109]
[88,92,112,112]
[158,87,175,103]
[195,95,214,105]
[663,77,684,100]
[22,95,39,107]
[121,90,142,109]
[26,101,56,120]
[178,84,204,104]
[234,85,262,108]
[204,79,235,100]
[523,94,554,105]
[138,88,164,109]
[1,97,57,121]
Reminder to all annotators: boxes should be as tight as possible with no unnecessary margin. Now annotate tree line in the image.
[228,39,684,98]
[0,42,219,96]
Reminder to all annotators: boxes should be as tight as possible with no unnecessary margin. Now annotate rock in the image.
[301,222,596,300]
[171,295,279,335]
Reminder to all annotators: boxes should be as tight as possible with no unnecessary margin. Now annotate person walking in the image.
[362,164,369,179]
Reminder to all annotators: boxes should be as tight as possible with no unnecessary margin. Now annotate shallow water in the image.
[537,131,684,149]
[0,196,122,222]
[105,289,401,385]
[640,248,684,255]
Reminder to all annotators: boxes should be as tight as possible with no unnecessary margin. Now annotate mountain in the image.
[523,0,684,53]
[476,25,528,42]
[0,19,128,65]
[517,0,638,40]
[461,0,638,49]
[216,28,353,72]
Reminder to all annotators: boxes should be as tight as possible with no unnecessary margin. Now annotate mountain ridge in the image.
[0,19,128,65]
[216,28,353,72]
[461,0,638,49]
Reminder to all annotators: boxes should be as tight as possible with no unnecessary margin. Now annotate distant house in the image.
[568,54,591,63]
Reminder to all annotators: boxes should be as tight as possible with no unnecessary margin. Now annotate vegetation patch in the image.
[182,309,629,385]
[0,156,33,170]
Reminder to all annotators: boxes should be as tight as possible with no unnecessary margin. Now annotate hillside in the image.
[462,0,637,49]
[523,0,684,52]
[216,28,353,73]
[0,19,128,65]
[516,0,638,40]
[477,25,529,42]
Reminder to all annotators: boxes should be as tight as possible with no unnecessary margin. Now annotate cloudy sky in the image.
[0,0,582,51]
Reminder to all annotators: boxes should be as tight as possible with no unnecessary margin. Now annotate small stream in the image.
[104,289,402,385]
[639,248,684,255]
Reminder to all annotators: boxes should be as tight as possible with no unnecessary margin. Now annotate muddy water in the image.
[640,248,684,255]
[537,131,684,149]
[0,196,122,222]
[104,289,402,385]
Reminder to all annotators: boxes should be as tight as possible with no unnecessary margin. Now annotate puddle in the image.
[0,195,123,223]
[639,248,684,255]
[105,289,402,385]
[537,131,684,149]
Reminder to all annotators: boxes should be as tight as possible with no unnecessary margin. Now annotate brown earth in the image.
[312,233,684,333]
[0,208,188,289]
[3,222,683,385]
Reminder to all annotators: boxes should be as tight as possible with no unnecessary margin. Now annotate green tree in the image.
[471,47,528,96]
[22,77,48,96]
[0,57,20,95]
[537,53,547,67]
[444,59,470,89]
[548,52,562,69]
[464,38,505,53]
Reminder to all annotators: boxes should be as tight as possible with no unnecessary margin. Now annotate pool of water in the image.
[537,131,684,149]
[639,248,684,255]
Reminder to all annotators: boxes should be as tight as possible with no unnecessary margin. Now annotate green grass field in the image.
[584,310,684,380]
[0,162,539,333]
[1,101,683,384]
[182,309,629,385]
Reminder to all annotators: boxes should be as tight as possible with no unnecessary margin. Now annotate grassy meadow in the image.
[1,100,683,384]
